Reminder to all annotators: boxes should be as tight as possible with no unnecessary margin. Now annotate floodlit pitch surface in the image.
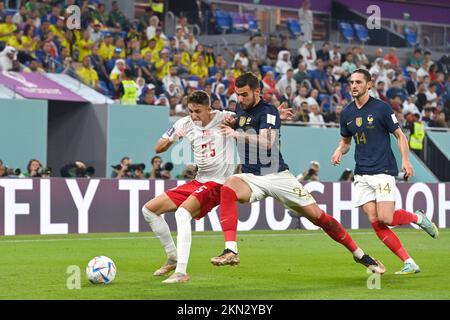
[0,229,449,299]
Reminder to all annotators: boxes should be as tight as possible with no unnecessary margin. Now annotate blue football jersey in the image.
[340,97,400,176]
[235,99,289,175]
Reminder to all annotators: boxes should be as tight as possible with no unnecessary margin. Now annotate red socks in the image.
[219,186,238,242]
[316,211,358,253]
[371,221,409,261]
[390,209,418,226]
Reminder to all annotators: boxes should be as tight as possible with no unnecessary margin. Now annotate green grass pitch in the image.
[0,229,449,300]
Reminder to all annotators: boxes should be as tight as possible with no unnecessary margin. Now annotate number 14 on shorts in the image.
[377,183,391,194]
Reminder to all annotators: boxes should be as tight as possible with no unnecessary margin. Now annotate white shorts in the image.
[233,170,317,209]
[353,174,396,207]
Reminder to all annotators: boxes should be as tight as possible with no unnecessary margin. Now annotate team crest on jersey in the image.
[239,116,247,127]
[356,117,363,127]
[367,115,375,128]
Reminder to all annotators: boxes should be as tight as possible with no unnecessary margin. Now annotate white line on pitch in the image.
[0,230,424,244]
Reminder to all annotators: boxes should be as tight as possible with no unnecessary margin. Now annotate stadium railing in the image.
[175,5,449,51]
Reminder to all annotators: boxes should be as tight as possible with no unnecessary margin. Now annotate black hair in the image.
[235,72,260,90]
[351,68,371,82]
[151,156,161,165]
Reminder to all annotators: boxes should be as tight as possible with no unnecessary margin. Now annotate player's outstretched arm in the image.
[331,136,352,166]
[393,128,414,178]
[154,138,173,153]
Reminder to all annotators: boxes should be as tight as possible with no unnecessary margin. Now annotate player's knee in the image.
[142,205,158,222]
[223,176,240,190]
[377,214,393,225]
[175,207,192,223]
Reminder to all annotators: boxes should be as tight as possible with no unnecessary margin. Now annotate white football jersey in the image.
[163,110,237,184]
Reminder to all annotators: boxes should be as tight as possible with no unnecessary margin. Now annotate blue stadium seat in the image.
[261,65,274,76]
[187,76,200,89]
[404,27,418,47]
[339,22,354,42]
[287,19,302,38]
[245,13,259,33]
[230,12,248,33]
[353,24,369,44]
[215,10,232,34]
[5,9,17,16]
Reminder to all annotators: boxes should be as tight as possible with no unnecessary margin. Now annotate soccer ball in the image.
[86,256,117,284]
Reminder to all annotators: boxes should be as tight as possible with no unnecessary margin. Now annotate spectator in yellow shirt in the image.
[179,42,191,70]
[78,30,94,62]
[7,29,23,50]
[191,44,205,63]
[190,55,209,79]
[140,38,159,63]
[0,15,17,43]
[21,25,38,53]
[205,45,216,69]
[154,48,172,80]
[49,17,69,51]
[153,27,167,52]
[99,33,115,61]
[228,59,245,79]
[77,56,100,89]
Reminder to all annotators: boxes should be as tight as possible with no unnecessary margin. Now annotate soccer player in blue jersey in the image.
[211,72,386,274]
[331,69,439,275]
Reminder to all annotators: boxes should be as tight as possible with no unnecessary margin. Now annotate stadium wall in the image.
[106,104,187,178]
[47,102,108,178]
[0,99,47,171]
[280,126,438,183]
[0,179,448,235]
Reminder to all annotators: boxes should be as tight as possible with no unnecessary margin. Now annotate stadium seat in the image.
[353,24,370,44]
[404,27,418,47]
[339,22,354,42]
[5,9,17,16]
[215,10,232,34]
[261,65,274,76]
[187,76,200,89]
[230,12,249,33]
[245,13,259,33]
[287,19,302,38]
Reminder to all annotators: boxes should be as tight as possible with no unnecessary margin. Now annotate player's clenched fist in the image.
[222,115,236,128]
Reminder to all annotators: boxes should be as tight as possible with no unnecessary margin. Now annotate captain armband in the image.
[162,126,179,142]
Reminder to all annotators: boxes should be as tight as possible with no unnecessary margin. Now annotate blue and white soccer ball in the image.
[86,256,117,284]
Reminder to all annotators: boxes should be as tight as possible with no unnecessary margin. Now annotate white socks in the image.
[352,247,364,260]
[225,241,238,254]
[174,207,193,275]
[142,206,177,259]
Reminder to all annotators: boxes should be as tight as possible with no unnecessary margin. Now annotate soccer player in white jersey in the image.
[141,90,237,284]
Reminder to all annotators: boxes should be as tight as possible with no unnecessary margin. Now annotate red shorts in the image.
[165,180,222,219]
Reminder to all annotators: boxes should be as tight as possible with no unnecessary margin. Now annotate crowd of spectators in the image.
[1,0,449,129]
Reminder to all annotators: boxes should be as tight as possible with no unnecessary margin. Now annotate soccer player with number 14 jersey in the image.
[332,69,439,275]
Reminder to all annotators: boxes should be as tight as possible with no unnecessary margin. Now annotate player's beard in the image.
[241,93,256,110]
[352,87,367,100]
